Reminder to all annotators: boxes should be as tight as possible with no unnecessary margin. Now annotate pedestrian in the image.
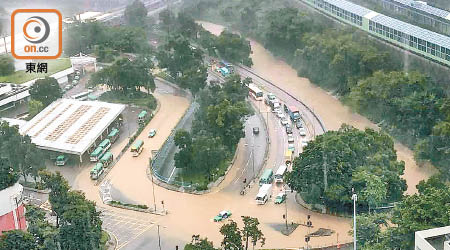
[243,178,247,184]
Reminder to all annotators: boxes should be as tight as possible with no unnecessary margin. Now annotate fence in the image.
[150,101,199,188]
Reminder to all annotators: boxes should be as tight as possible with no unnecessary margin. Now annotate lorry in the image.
[284,104,301,122]
[255,184,273,205]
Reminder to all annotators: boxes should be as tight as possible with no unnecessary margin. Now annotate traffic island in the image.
[280,223,300,236]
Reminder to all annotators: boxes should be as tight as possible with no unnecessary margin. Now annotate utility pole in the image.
[157,224,162,250]
[3,36,7,53]
[352,189,358,250]
[284,187,288,231]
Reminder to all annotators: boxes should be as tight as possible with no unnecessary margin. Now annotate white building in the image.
[415,226,450,250]
[19,99,125,162]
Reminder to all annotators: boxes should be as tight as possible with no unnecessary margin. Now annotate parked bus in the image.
[98,139,111,151]
[131,139,144,157]
[248,84,263,101]
[90,163,104,180]
[107,128,120,143]
[90,146,105,162]
[100,151,114,167]
[71,91,90,101]
[255,184,272,205]
[284,150,293,165]
[138,110,147,124]
[284,104,301,122]
[259,169,273,186]
[274,165,288,183]
[55,155,68,166]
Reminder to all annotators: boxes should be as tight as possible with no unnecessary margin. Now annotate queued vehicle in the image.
[148,129,157,138]
[287,134,294,143]
[301,140,309,148]
[296,120,303,129]
[214,210,232,222]
[288,143,295,152]
[299,127,307,136]
[277,111,285,119]
[280,118,289,126]
[253,127,260,135]
[286,126,293,135]
[274,192,287,204]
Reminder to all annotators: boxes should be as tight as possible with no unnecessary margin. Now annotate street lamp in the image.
[352,189,358,250]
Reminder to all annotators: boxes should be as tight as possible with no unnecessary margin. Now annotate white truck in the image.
[274,165,288,183]
[255,184,273,205]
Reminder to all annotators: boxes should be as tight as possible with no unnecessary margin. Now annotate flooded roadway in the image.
[197,21,437,194]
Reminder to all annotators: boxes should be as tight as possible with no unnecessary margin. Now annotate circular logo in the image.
[23,16,50,44]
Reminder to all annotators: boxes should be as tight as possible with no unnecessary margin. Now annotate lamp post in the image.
[352,190,358,250]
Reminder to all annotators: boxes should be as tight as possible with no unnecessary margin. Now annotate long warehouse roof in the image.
[323,0,450,48]
[391,0,450,20]
[327,0,372,16]
[370,13,450,48]
[19,99,125,155]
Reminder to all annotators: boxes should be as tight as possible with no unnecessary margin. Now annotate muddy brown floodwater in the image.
[197,21,437,194]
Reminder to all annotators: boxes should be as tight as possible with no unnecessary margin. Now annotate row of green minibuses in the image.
[89,128,120,180]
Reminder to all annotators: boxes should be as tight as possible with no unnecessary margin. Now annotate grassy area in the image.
[109,200,149,210]
[99,90,157,110]
[176,156,232,191]
[0,58,72,84]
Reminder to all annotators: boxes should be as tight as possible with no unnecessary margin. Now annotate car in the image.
[148,129,157,138]
[299,128,306,136]
[74,75,80,80]
[72,80,78,85]
[288,143,295,152]
[64,85,72,91]
[273,107,281,113]
[286,126,293,134]
[277,111,285,119]
[296,120,303,129]
[214,210,232,222]
[301,140,308,148]
[280,118,289,126]
[274,192,287,204]
[253,127,259,135]
[287,134,294,143]
[75,70,81,75]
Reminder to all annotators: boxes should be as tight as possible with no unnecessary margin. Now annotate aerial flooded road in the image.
[197,21,437,194]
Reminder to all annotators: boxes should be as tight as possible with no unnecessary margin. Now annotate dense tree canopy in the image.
[174,75,250,184]
[0,55,14,76]
[29,77,62,107]
[64,22,149,56]
[355,176,450,249]
[215,31,253,66]
[40,171,103,250]
[0,230,38,250]
[0,122,44,189]
[91,56,155,93]
[124,0,147,27]
[286,124,407,212]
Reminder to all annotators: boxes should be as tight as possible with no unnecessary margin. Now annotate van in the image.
[274,165,287,183]
[255,184,272,205]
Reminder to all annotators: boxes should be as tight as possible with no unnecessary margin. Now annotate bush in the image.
[0,55,14,76]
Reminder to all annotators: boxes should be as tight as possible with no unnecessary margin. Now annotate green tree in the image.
[184,236,217,250]
[28,99,44,118]
[26,205,59,249]
[0,230,38,250]
[349,213,388,247]
[286,124,406,212]
[91,56,155,93]
[241,216,265,250]
[216,31,253,66]
[29,77,62,107]
[220,220,243,250]
[124,0,148,27]
[0,55,14,76]
[174,130,193,169]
